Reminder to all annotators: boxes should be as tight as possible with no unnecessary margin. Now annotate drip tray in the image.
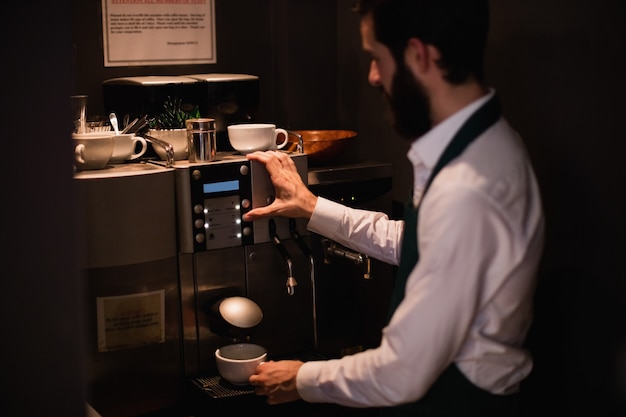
[189,350,328,400]
[191,375,254,399]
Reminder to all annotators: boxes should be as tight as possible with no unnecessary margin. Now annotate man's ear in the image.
[405,38,440,76]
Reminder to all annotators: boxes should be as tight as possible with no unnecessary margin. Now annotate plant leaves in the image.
[151,96,201,129]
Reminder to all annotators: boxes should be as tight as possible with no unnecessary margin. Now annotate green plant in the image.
[149,96,201,129]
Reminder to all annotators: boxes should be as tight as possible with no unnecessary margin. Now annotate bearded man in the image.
[245,1,545,416]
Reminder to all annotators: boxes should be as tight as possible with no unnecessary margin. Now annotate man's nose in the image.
[368,61,380,86]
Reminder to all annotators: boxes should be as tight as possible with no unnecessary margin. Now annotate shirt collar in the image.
[407,89,495,169]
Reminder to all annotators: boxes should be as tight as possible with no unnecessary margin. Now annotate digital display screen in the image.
[203,180,240,194]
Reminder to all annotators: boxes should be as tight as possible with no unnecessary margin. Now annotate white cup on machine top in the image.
[227,123,288,154]
[72,133,114,170]
[110,133,148,163]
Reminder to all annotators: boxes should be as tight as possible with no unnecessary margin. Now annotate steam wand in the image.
[269,219,298,295]
[289,219,318,349]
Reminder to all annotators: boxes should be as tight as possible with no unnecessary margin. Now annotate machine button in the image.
[241,199,251,209]
[195,233,205,243]
[242,227,252,236]
[240,165,249,176]
[194,204,204,214]
[192,169,202,181]
[266,195,275,205]
[194,219,204,229]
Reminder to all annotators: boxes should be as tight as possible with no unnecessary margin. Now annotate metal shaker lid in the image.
[185,118,215,130]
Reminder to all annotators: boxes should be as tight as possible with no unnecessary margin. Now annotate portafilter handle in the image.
[323,238,372,279]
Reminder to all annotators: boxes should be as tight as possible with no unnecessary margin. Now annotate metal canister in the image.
[186,118,216,162]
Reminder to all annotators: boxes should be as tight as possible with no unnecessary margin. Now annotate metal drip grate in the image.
[190,352,328,400]
[191,375,254,399]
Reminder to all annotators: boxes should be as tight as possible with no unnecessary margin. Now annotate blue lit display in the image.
[203,180,239,194]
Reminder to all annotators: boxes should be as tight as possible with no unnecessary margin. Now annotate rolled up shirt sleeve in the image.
[307,197,404,266]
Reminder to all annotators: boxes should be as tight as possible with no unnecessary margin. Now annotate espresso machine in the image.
[75,152,317,416]
[174,154,315,380]
[172,157,397,413]
[91,75,395,414]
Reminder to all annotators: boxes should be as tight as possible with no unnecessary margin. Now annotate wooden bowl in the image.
[287,130,357,165]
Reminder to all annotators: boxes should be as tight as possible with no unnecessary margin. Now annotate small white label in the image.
[96,290,165,352]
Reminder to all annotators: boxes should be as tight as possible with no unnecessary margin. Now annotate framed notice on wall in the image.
[101,0,216,67]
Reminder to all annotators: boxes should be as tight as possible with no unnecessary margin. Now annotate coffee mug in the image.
[227,123,288,154]
[110,133,148,163]
[215,343,268,385]
[72,133,114,170]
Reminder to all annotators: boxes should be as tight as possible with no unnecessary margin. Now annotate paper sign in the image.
[96,290,165,351]
[101,0,216,67]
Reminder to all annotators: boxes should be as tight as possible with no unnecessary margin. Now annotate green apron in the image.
[381,95,519,417]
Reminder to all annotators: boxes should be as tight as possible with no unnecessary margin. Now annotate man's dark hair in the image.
[353,0,489,84]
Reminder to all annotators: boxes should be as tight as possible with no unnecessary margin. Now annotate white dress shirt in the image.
[297,91,545,407]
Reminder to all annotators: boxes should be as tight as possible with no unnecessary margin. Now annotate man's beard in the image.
[382,63,432,139]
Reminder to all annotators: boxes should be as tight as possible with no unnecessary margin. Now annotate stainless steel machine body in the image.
[174,154,313,378]
[74,164,182,417]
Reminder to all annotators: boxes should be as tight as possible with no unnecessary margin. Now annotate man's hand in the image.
[244,151,318,221]
[249,360,304,404]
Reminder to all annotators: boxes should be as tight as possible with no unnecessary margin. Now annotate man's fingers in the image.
[243,206,270,222]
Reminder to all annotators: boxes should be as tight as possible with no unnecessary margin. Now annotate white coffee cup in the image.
[149,129,189,160]
[215,343,267,385]
[110,133,148,163]
[72,133,114,170]
[227,123,288,154]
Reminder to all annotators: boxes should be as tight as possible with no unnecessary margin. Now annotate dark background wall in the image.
[72,0,343,130]
[486,3,626,415]
[3,0,625,416]
[3,2,85,417]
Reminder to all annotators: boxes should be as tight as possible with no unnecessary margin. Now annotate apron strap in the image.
[387,94,502,318]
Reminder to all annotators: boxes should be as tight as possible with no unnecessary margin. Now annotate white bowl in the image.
[148,129,188,160]
[215,343,267,385]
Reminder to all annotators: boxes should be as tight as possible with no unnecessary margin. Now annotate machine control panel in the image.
[188,161,253,252]
[175,154,308,254]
